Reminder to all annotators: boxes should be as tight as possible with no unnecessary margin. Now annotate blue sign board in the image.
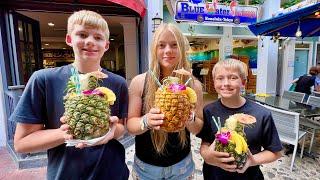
[175,1,258,25]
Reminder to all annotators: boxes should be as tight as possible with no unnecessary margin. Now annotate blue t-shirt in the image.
[295,75,316,95]
[11,64,129,180]
[315,76,320,87]
[197,99,282,180]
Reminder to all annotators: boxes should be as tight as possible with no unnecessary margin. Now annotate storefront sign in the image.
[175,0,258,25]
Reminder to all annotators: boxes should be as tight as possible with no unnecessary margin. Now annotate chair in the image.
[263,104,307,171]
[312,91,320,97]
[306,95,320,107]
[282,90,305,103]
[299,95,320,153]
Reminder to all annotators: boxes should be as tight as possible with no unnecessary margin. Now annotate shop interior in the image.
[14,10,258,93]
[186,37,258,94]
[17,11,126,78]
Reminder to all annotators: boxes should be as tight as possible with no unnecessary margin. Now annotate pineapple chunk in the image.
[95,87,116,105]
[231,131,243,154]
[185,87,197,104]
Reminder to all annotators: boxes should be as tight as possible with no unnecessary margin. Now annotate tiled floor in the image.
[1,93,320,179]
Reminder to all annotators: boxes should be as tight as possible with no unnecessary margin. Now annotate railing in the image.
[4,85,47,169]
[5,85,25,142]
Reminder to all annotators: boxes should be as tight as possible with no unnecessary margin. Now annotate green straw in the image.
[149,70,163,90]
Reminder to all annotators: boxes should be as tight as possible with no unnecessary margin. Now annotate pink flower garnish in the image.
[216,132,231,145]
[168,84,186,92]
[82,89,104,97]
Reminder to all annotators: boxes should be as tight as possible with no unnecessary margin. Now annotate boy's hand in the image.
[75,116,118,149]
[205,141,237,172]
[144,108,164,130]
[236,151,254,173]
[59,116,73,141]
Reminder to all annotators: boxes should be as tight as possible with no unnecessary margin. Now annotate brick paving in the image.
[0,147,46,180]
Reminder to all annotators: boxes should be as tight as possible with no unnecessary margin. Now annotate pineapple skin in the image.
[154,88,193,132]
[215,123,248,169]
[64,94,110,140]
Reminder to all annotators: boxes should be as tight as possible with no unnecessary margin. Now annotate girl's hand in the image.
[144,108,164,130]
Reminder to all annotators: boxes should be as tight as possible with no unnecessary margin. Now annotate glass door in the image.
[294,49,309,79]
[11,11,42,85]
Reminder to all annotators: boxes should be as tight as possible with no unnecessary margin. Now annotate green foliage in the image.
[210,0,264,5]
[281,0,302,9]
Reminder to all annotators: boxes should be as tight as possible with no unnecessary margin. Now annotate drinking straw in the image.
[184,77,192,86]
[71,67,81,94]
[149,70,163,90]
[212,116,221,132]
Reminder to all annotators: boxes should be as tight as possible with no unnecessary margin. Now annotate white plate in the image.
[65,129,111,147]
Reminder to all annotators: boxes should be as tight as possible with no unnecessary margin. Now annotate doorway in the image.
[294,49,309,79]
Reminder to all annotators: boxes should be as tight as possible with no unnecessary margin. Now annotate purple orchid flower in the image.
[168,84,186,93]
[82,89,104,97]
[216,132,231,145]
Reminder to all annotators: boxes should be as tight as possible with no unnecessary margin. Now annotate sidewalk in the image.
[0,147,46,180]
[1,93,319,179]
[1,134,320,180]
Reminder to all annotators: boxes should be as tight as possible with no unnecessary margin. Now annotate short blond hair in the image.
[67,10,110,40]
[212,58,248,81]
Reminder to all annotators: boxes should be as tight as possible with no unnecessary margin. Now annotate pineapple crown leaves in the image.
[65,71,108,93]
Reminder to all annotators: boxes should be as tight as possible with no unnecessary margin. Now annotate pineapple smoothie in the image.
[214,113,256,169]
[154,69,197,132]
[64,70,116,140]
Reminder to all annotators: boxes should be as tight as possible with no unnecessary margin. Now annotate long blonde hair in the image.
[144,23,194,154]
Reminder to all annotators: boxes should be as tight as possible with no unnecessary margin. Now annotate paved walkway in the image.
[1,94,320,179]
[0,147,46,180]
[2,134,320,180]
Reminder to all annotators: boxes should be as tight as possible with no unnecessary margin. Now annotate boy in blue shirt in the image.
[11,10,129,179]
[198,59,282,179]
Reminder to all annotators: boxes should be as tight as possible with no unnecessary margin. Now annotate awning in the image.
[248,2,320,38]
[79,0,146,18]
[108,0,146,18]
[0,0,147,18]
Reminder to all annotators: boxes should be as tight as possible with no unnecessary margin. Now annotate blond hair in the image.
[212,58,248,81]
[67,10,110,40]
[144,23,193,154]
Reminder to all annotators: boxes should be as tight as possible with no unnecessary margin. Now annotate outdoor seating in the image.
[306,95,320,107]
[300,95,320,154]
[282,90,305,103]
[263,104,307,171]
[312,91,320,97]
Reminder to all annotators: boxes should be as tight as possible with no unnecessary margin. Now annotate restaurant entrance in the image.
[0,0,145,168]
